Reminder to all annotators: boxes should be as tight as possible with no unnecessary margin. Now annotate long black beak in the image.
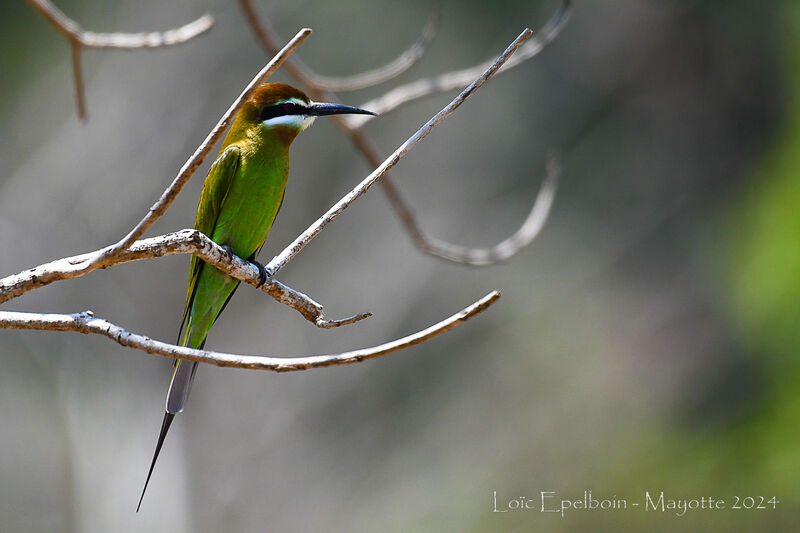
[307,102,375,117]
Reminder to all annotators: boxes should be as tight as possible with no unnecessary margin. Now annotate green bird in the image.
[137,83,374,510]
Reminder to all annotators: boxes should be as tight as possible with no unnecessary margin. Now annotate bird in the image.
[137,83,374,511]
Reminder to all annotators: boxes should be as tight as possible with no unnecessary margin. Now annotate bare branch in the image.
[69,40,86,121]
[237,0,322,90]
[239,3,565,268]
[78,17,215,49]
[75,29,311,276]
[26,0,214,48]
[0,291,499,371]
[345,0,571,129]
[308,12,440,91]
[240,0,439,92]
[0,229,367,328]
[405,153,560,266]
[26,0,214,121]
[267,29,535,275]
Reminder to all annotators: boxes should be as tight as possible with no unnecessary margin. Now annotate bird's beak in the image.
[306,102,376,117]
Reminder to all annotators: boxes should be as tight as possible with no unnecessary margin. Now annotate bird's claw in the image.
[221,244,235,262]
[251,260,269,287]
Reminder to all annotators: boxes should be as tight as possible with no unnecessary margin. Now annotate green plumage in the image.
[138,83,374,511]
[167,130,290,413]
[182,134,289,352]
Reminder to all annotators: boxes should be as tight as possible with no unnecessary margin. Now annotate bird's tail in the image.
[137,329,203,511]
[137,411,174,512]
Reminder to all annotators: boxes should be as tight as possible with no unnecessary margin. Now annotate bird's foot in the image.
[221,244,235,262]
[251,259,270,288]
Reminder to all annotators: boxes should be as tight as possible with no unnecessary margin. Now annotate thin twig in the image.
[69,41,86,120]
[346,0,571,128]
[78,18,215,49]
[0,229,369,328]
[77,29,311,274]
[267,29,535,275]
[308,12,440,91]
[332,124,560,266]
[26,0,214,48]
[0,291,499,371]
[239,0,438,92]
[402,153,560,266]
[26,0,214,121]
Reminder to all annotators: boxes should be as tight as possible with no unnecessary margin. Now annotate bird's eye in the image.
[260,102,303,122]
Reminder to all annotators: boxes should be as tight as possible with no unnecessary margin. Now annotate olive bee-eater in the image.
[137,83,374,510]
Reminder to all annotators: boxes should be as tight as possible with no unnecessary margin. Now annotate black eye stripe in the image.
[259,102,306,121]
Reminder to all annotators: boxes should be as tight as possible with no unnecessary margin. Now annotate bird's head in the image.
[229,83,375,145]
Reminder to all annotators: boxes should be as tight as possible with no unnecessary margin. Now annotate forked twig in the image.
[25,0,214,121]
[346,1,571,128]
[0,291,500,371]
[305,12,441,91]
[0,230,368,328]
[239,0,439,92]
[239,0,569,267]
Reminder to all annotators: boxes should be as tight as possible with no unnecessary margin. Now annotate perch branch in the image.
[346,0,571,128]
[240,0,567,266]
[76,28,311,275]
[267,28,535,275]
[0,291,499,371]
[0,229,369,328]
[26,0,214,121]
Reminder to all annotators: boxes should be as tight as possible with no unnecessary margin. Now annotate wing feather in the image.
[177,145,241,344]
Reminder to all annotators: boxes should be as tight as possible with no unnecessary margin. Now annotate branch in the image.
[402,153,560,266]
[305,12,440,91]
[26,0,214,121]
[0,229,368,328]
[75,29,311,276]
[0,291,500,371]
[267,29,535,275]
[239,1,567,267]
[345,0,571,128]
[239,0,439,92]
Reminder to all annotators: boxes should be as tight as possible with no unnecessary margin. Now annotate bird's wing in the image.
[177,145,241,344]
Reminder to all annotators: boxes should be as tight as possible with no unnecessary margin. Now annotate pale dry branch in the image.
[76,29,311,275]
[0,229,368,328]
[26,0,214,121]
[239,0,438,92]
[346,0,571,128]
[267,29,535,275]
[404,153,560,266]
[240,1,567,267]
[306,12,440,91]
[0,291,499,370]
[26,0,213,48]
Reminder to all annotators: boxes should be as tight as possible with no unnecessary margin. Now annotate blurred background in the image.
[1,0,798,531]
